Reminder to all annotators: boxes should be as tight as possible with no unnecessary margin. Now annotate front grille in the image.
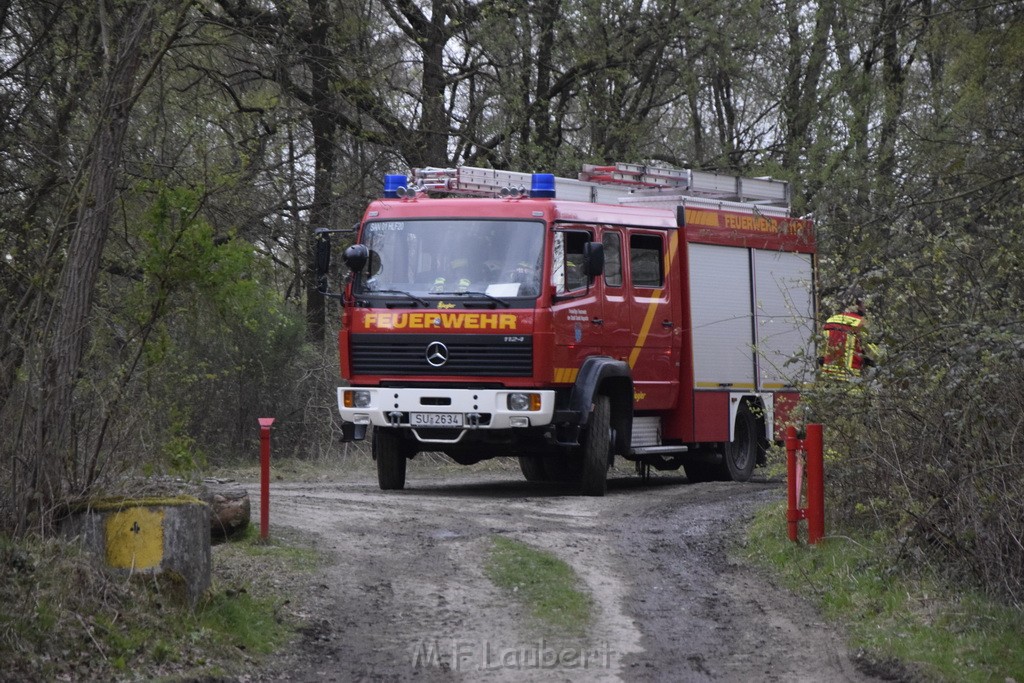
[350,334,532,377]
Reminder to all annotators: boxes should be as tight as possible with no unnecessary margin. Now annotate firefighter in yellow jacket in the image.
[819,299,879,380]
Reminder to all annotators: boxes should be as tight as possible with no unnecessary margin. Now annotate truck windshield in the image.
[356,219,545,299]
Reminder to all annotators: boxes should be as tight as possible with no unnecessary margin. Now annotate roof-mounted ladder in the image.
[406,162,791,213]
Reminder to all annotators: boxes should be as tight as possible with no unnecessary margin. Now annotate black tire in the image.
[724,402,759,482]
[374,427,408,490]
[518,456,548,482]
[580,395,611,496]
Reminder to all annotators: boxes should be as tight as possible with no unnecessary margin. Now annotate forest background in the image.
[1,0,1022,605]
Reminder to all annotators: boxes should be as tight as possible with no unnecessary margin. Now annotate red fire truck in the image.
[316,163,816,495]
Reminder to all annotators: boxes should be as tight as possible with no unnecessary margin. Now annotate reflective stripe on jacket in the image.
[821,312,866,378]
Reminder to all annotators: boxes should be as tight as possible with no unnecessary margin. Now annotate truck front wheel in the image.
[518,456,548,482]
[580,395,611,496]
[374,427,409,490]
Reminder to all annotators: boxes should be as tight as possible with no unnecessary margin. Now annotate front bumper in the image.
[337,387,556,441]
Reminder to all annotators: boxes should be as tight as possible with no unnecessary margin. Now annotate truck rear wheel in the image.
[724,402,759,482]
[580,395,611,496]
[374,427,408,490]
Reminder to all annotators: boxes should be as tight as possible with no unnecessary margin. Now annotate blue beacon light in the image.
[530,173,556,198]
[383,174,408,198]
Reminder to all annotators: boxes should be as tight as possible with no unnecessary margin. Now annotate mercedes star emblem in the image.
[425,341,449,367]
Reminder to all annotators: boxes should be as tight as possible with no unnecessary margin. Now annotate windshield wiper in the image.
[371,289,429,307]
[434,290,511,308]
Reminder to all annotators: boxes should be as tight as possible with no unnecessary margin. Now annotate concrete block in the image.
[62,497,211,606]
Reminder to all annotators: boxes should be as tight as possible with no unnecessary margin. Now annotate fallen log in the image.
[201,482,251,540]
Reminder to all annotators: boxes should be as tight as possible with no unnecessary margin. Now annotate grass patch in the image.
[485,535,592,635]
[743,501,1024,681]
[196,589,285,655]
[0,524,321,681]
[230,523,321,570]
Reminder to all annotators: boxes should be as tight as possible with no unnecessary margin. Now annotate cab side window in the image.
[602,231,622,287]
[565,231,589,291]
[552,230,591,294]
[630,233,664,288]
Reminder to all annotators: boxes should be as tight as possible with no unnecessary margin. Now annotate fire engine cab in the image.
[317,163,816,495]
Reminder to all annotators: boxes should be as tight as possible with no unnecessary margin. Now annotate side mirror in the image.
[583,241,604,278]
[314,230,332,276]
[343,244,369,273]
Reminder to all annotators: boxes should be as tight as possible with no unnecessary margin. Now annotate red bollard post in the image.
[785,425,801,542]
[258,417,275,540]
[786,423,826,544]
[805,423,825,544]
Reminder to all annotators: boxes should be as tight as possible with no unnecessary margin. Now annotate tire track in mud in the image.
[252,467,878,682]
[608,479,873,682]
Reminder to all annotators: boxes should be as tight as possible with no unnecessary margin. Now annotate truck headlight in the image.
[343,390,372,408]
[507,393,541,411]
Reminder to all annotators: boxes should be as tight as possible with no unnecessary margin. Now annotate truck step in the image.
[630,445,690,456]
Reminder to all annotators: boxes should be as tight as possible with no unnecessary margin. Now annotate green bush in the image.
[807,222,1024,605]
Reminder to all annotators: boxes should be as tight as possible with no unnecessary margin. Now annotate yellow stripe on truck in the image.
[696,381,756,390]
[554,368,579,383]
[629,230,679,368]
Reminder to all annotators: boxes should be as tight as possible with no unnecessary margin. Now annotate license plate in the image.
[410,412,464,427]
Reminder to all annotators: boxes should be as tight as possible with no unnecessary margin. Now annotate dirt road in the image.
[252,461,878,682]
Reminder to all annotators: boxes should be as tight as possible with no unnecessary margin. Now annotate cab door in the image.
[549,228,605,383]
[625,229,681,410]
[597,227,631,364]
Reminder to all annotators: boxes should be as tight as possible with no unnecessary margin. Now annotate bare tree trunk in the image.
[304,0,337,344]
[382,0,453,167]
[531,0,560,170]
[782,0,836,171]
[33,3,160,529]
[419,32,448,166]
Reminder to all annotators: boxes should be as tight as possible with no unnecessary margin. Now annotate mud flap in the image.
[566,357,633,455]
[340,423,368,442]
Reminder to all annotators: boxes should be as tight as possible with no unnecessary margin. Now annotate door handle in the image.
[591,318,604,325]
[662,320,674,328]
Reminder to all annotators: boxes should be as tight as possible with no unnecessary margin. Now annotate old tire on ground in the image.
[580,395,611,496]
[518,456,548,482]
[374,427,408,490]
[724,402,759,482]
